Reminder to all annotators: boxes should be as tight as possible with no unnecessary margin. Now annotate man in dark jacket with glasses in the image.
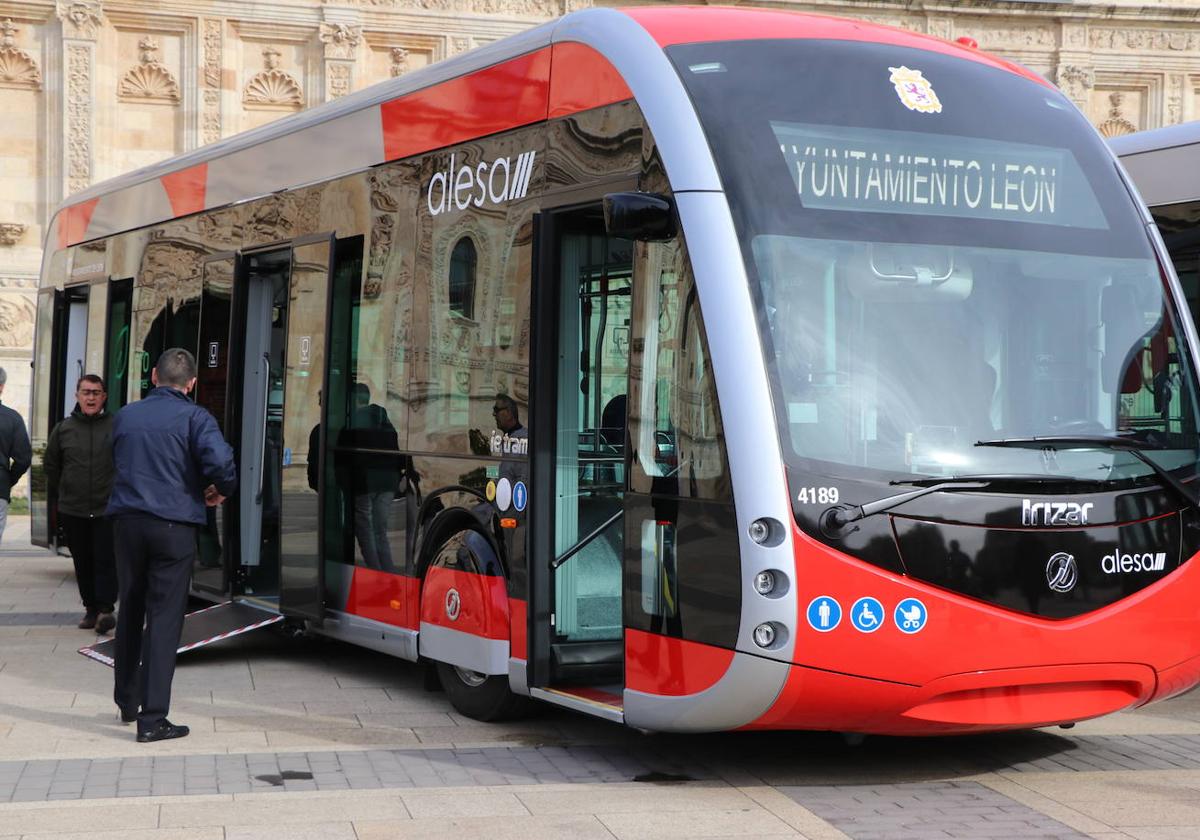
[45,374,117,633]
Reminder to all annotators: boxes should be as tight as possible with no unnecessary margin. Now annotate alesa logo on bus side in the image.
[427,150,537,216]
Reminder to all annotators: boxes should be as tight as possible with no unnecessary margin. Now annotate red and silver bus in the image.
[31,7,1200,734]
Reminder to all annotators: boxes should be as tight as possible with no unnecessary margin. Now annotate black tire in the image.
[436,660,529,722]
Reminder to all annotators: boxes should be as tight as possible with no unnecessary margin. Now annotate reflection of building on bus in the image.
[29,8,1200,736]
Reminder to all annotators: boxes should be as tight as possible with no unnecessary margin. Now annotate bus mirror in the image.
[603,192,675,241]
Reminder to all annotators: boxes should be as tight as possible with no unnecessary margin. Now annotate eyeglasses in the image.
[77,389,105,397]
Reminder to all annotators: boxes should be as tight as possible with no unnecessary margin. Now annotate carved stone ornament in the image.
[0,19,42,89]
[244,46,302,108]
[66,42,92,193]
[1055,64,1093,106]
[118,36,179,102]
[0,223,25,245]
[327,61,351,99]
[390,47,408,78]
[1098,91,1137,138]
[0,293,36,348]
[56,0,103,40]
[319,23,361,60]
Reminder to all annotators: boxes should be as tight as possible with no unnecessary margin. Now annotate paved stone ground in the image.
[5,515,1200,839]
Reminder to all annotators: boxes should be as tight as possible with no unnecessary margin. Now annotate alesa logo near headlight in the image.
[427,151,537,216]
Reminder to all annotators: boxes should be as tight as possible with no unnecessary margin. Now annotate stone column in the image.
[201,17,223,145]
[56,0,103,197]
[319,21,361,101]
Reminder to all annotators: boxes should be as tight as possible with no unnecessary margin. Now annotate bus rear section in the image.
[653,22,1200,733]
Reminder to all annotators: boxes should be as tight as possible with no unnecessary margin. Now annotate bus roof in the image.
[1109,121,1200,158]
[48,6,1051,255]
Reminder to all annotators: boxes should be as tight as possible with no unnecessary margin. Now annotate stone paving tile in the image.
[779,781,1091,840]
[0,744,714,802]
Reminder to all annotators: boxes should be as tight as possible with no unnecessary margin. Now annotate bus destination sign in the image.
[772,122,1106,229]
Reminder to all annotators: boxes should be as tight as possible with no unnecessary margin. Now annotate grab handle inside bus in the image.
[603,192,675,241]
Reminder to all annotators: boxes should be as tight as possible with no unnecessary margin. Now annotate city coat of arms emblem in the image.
[888,66,943,114]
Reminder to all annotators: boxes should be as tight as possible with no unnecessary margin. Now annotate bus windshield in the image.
[670,38,1200,485]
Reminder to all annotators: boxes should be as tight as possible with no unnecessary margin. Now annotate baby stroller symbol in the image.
[894,598,927,634]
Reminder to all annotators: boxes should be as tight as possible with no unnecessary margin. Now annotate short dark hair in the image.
[494,393,519,424]
[155,348,197,388]
[76,374,106,392]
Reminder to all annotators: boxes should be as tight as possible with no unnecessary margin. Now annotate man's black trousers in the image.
[60,513,117,613]
[113,515,195,732]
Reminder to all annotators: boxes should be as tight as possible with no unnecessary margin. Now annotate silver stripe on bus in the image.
[623,652,791,732]
[318,611,419,662]
[419,621,509,675]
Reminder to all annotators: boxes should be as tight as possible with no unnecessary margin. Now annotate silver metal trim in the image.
[672,191,799,669]
[529,687,624,723]
[418,621,509,675]
[317,611,419,662]
[552,8,722,193]
[508,657,530,696]
[623,651,790,732]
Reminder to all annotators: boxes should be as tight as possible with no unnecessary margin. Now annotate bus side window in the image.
[629,239,731,500]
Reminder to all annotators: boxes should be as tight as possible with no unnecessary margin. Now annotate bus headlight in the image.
[754,570,776,595]
[748,519,771,544]
[753,622,777,648]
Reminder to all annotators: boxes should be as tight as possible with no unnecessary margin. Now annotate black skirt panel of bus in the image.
[892,513,1181,618]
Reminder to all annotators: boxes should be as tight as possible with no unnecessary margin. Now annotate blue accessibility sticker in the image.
[513,481,528,512]
[806,596,842,633]
[894,598,928,634]
[849,597,885,633]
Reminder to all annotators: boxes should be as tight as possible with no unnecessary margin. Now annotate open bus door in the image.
[528,203,632,721]
[90,238,339,668]
[228,237,333,624]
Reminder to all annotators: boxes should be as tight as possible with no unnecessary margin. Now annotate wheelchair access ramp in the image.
[78,601,284,667]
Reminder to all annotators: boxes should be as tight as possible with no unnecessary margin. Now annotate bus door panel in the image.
[237,247,292,601]
[193,255,237,595]
[277,236,334,624]
[532,206,633,688]
[44,284,89,550]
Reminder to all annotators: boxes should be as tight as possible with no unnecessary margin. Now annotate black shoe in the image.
[77,611,97,630]
[119,708,137,724]
[136,720,189,743]
[95,612,116,635]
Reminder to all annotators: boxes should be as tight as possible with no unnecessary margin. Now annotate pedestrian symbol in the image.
[806,596,842,633]
[513,481,527,512]
[894,598,928,634]
[850,597,884,633]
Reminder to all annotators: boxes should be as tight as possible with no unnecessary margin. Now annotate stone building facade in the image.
[3,0,1200,495]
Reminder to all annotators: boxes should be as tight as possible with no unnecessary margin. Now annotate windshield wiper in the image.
[819,472,1120,539]
[820,477,991,538]
[975,434,1199,510]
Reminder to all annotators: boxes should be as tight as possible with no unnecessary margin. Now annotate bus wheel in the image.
[436,661,527,721]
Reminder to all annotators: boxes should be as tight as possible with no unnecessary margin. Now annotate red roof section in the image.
[621,6,1052,90]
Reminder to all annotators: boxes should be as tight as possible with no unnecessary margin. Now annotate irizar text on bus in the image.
[1022,498,1094,526]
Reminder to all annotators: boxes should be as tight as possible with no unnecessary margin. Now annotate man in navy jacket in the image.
[108,348,236,742]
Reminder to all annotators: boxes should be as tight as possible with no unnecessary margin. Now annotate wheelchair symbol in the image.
[850,597,884,633]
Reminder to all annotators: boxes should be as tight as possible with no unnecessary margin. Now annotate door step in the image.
[78,601,283,667]
[530,685,624,723]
